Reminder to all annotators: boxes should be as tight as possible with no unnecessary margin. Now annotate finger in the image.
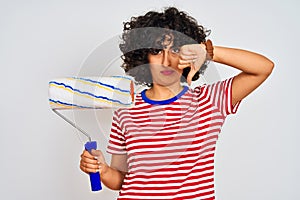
[80,164,100,173]
[179,53,198,60]
[85,162,100,170]
[180,45,198,54]
[199,43,206,49]
[81,150,94,159]
[81,157,99,165]
[80,159,100,169]
[199,43,207,56]
[178,63,191,69]
[179,58,197,65]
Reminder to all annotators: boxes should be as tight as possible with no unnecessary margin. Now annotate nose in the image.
[162,50,171,66]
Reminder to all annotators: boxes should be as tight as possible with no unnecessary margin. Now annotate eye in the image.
[170,47,180,54]
[149,48,163,55]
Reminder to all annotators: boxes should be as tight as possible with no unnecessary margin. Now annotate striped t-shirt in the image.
[107,77,240,200]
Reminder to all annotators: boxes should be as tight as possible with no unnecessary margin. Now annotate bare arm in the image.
[213,46,274,105]
[101,154,128,190]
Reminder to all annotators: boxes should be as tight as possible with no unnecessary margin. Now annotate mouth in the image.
[160,70,175,76]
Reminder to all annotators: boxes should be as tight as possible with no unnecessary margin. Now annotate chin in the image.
[154,78,181,87]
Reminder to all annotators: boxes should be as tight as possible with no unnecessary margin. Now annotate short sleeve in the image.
[207,77,241,116]
[106,110,127,154]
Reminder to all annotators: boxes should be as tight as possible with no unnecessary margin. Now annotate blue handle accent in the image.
[85,141,102,191]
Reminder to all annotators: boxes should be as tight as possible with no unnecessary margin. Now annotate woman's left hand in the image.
[178,42,209,85]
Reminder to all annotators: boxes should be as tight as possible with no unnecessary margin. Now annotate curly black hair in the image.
[119,7,211,87]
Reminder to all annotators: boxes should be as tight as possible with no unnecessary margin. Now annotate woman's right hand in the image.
[80,149,109,175]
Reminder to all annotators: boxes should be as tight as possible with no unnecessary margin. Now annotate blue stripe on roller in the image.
[111,75,133,81]
[72,77,130,93]
[49,81,131,106]
[49,99,93,108]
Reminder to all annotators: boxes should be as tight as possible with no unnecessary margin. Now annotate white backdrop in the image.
[0,0,299,199]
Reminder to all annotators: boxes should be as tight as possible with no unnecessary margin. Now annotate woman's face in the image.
[147,35,183,87]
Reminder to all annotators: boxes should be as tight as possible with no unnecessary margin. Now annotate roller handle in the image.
[85,141,102,191]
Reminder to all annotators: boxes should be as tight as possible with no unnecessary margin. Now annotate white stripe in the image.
[127,130,218,152]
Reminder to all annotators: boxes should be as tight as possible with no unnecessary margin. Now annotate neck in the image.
[146,83,184,100]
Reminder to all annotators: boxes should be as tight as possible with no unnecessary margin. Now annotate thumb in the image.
[186,72,194,86]
[186,65,196,86]
[90,149,106,164]
[90,149,102,157]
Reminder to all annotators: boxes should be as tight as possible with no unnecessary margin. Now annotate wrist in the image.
[205,39,214,61]
[100,163,109,176]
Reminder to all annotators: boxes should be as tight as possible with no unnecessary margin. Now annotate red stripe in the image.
[129,158,215,174]
[120,183,214,197]
[121,179,214,192]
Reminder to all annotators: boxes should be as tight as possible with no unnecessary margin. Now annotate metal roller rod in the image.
[52,109,92,142]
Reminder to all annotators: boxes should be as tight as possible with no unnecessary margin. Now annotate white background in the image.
[0,0,299,199]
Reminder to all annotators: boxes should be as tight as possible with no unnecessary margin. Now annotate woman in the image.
[80,7,274,200]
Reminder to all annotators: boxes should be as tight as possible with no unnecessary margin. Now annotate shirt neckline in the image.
[141,86,189,105]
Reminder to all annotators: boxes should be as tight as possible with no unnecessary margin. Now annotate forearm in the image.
[212,46,274,76]
[101,166,126,190]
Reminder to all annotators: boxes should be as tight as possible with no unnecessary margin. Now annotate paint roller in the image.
[48,76,134,191]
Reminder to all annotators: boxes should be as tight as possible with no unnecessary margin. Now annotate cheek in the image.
[148,54,161,65]
[171,58,182,73]
[172,58,179,65]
